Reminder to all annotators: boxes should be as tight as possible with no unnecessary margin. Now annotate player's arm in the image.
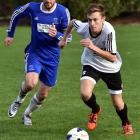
[49,24,72,42]
[62,20,74,41]
[80,38,117,62]
[58,19,75,48]
[4,3,30,47]
[49,8,73,48]
[56,8,72,43]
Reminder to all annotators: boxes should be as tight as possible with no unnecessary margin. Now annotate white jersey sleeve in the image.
[72,20,88,36]
[104,25,117,54]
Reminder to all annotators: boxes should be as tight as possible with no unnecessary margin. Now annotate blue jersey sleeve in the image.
[7,3,31,37]
[55,8,71,41]
[61,8,70,29]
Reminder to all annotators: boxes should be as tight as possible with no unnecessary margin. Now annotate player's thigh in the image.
[25,72,39,87]
[80,80,94,97]
[25,53,41,87]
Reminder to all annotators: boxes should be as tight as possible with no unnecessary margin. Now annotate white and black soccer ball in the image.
[66,127,89,140]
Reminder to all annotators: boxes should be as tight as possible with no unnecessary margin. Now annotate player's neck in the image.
[89,28,102,38]
[89,23,103,38]
[42,3,56,12]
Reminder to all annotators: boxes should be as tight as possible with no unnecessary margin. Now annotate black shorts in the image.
[81,65,123,93]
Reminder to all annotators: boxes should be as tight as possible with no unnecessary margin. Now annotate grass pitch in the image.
[0,25,140,140]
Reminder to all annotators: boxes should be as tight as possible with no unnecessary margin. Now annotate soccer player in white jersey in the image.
[59,3,134,135]
[4,0,71,125]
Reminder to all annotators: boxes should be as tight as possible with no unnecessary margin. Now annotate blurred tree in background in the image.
[0,0,140,19]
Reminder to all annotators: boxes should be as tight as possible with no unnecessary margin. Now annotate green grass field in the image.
[0,25,140,140]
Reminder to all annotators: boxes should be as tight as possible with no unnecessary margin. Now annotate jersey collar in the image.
[40,2,57,14]
[89,27,103,38]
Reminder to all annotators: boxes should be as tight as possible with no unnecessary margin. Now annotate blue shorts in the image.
[25,53,59,87]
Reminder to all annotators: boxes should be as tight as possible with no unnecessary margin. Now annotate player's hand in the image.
[49,23,57,37]
[4,37,14,47]
[58,39,67,49]
[80,38,95,50]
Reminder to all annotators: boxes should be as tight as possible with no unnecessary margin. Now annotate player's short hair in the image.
[86,3,105,17]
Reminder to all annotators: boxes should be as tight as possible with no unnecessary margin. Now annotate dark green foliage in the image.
[0,0,140,19]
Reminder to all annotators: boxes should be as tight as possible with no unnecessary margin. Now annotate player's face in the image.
[87,12,105,36]
[43,0,56,10]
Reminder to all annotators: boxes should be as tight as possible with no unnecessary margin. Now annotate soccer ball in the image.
[66,127,89,140]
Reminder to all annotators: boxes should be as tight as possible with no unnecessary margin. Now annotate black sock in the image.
[116,104,130,125]
[83,94,100,113]
[19,87,28,98]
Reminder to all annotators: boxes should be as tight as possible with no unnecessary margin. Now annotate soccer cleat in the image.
[22,114,32,126]
[8,96,25,118]
[122,123,134,135]
[87,111,100,131]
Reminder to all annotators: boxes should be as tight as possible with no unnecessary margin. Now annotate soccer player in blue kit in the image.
[4,0,71,125]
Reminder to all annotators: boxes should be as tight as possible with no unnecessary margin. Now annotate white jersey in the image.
[73,20,122,73]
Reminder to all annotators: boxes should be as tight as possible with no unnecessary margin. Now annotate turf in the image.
[0,25,140,140]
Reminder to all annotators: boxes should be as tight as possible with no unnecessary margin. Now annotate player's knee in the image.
[80,91,91,101]
[41,93,48,99]
[114,102,124,110]
[37,91,49,101]
[26,80,37,90]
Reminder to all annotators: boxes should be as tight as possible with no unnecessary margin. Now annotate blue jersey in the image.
[7,2,70,65]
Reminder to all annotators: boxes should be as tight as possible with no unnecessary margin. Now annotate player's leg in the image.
[8,72,39,118]
[111,94,133,135]
[80,65,100,131]
[23,62,58,125]
[103,71,134,135]
[18,72,39,100]
[23,83,52,125]
[8,53,41,118]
